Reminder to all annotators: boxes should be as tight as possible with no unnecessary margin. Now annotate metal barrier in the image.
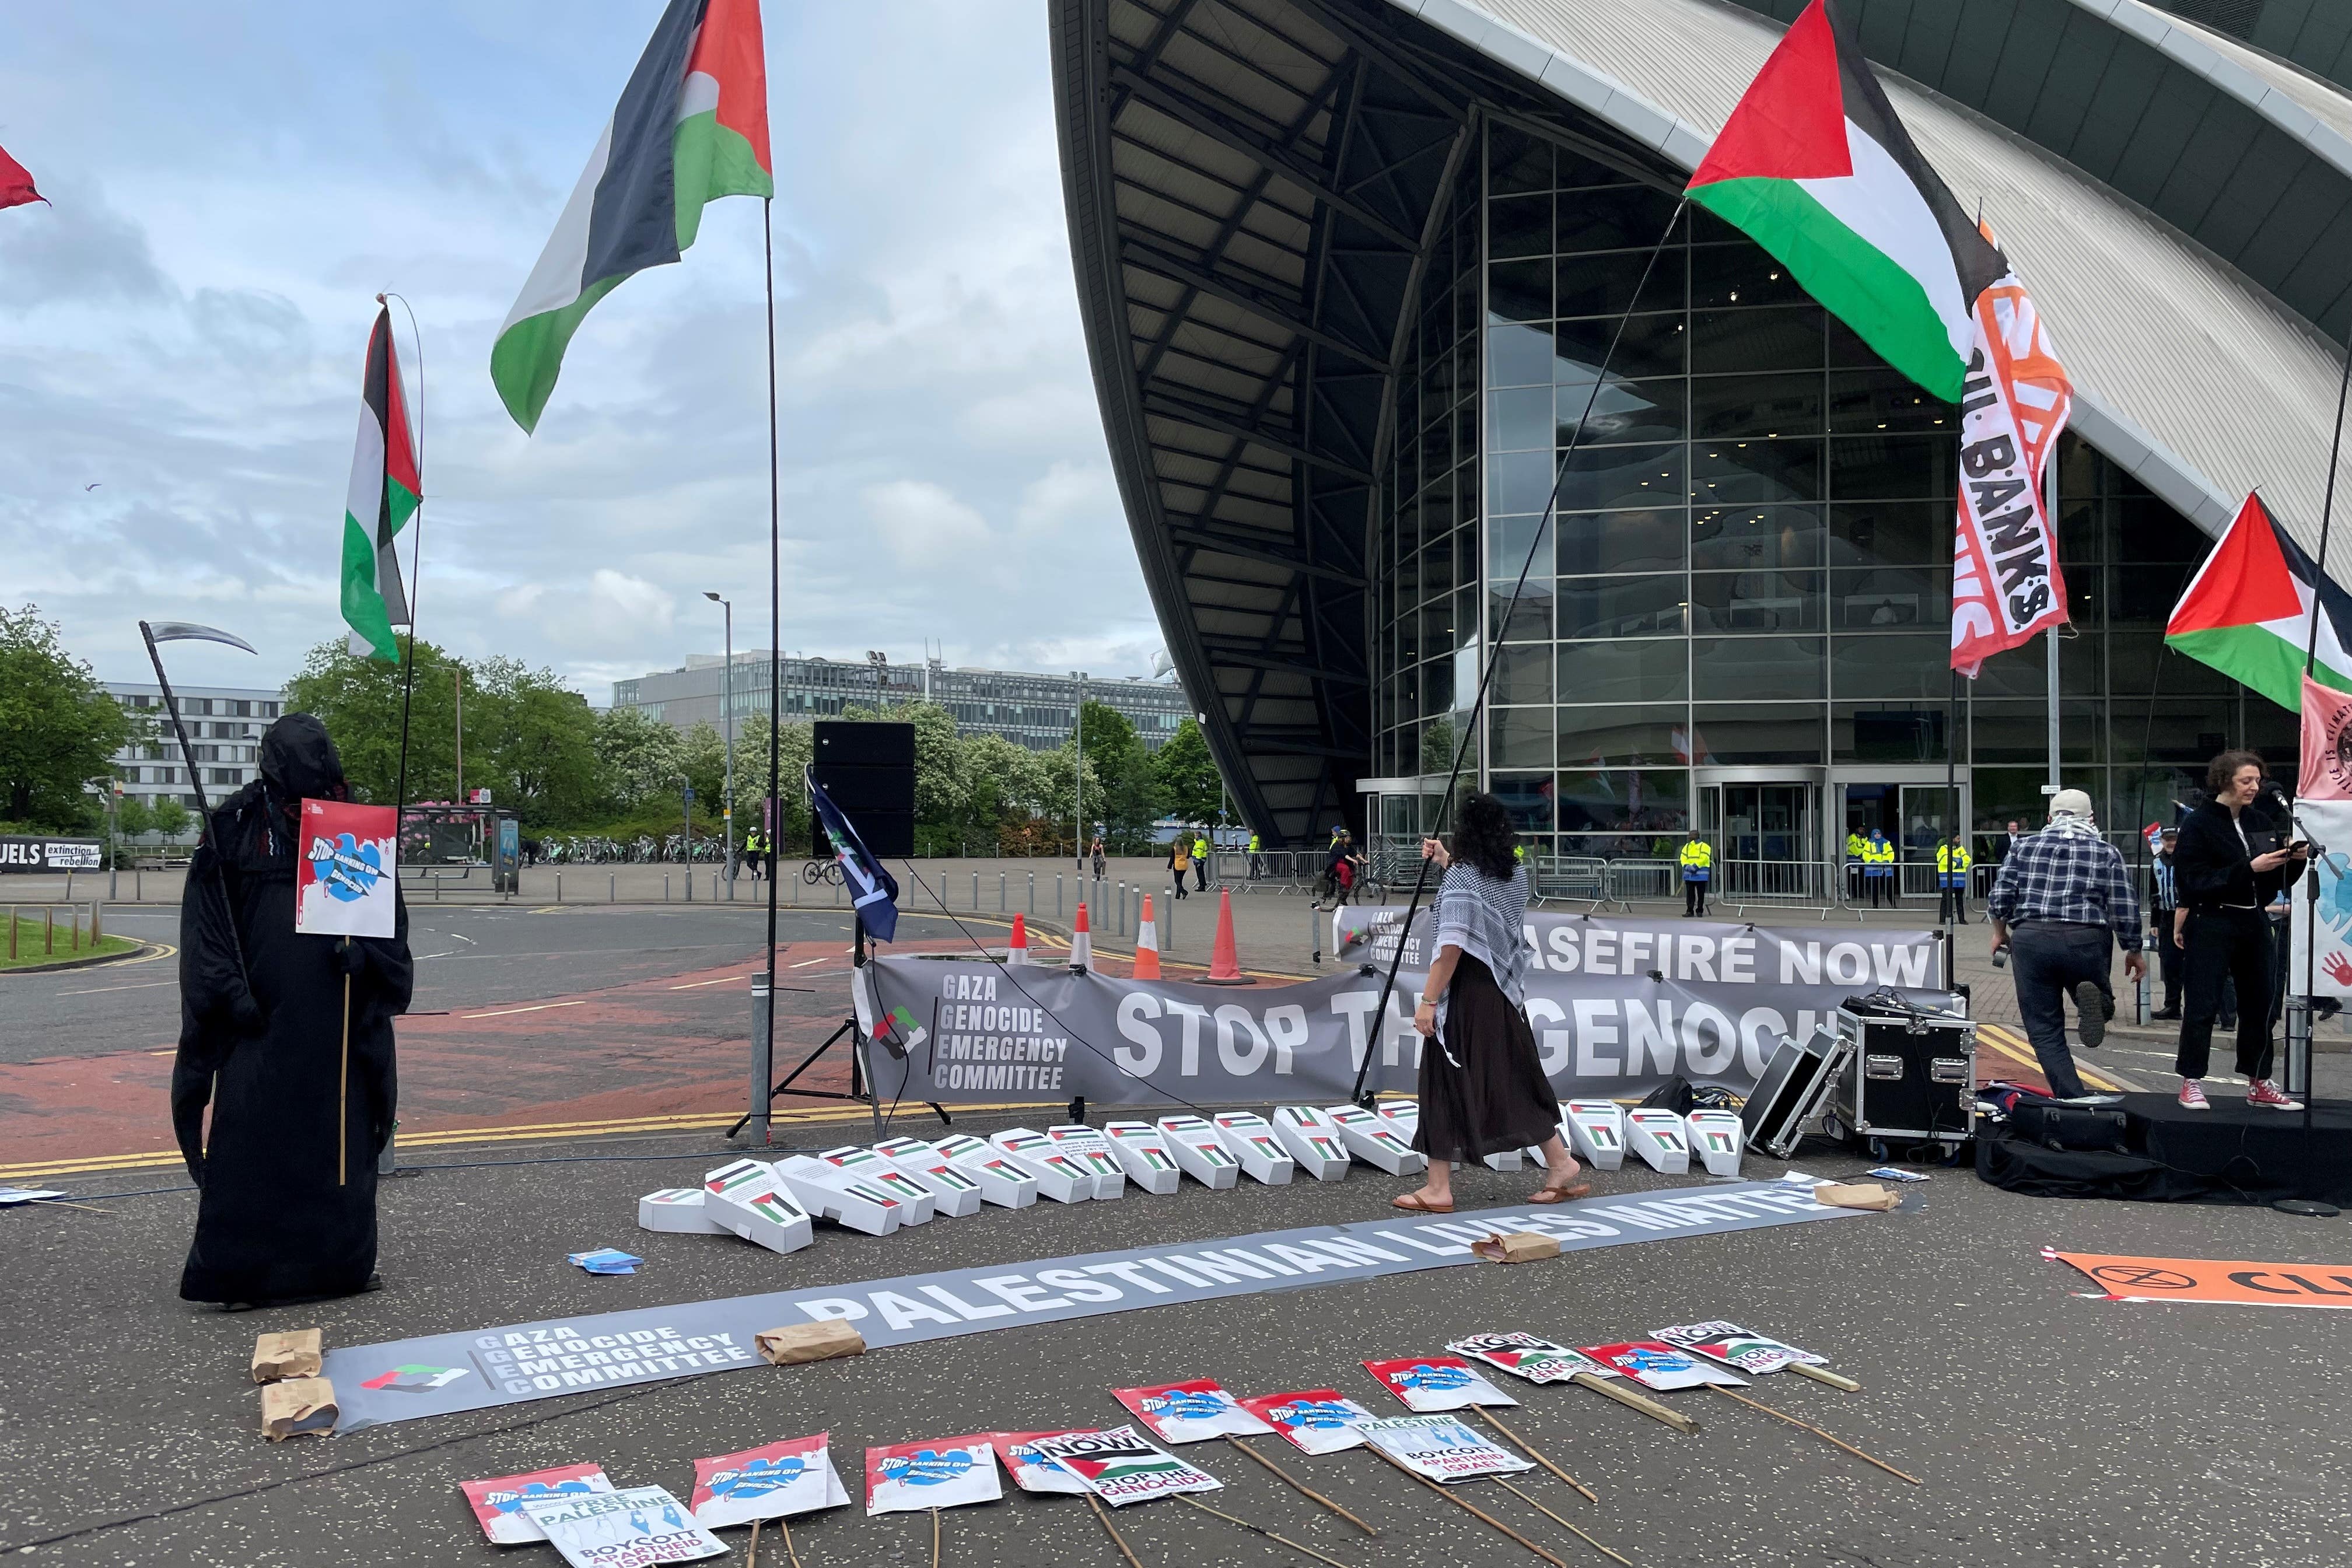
[1605,859,1681,905]
[1532,856,1609,907]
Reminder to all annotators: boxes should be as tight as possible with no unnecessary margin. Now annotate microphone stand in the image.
[2266,783,2335,1218]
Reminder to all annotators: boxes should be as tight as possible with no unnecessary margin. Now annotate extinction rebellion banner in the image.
[864,908,1941,1107]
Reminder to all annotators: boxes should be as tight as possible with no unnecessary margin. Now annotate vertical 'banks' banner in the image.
[864,909,1941,1106]
[1950,276,2073,677]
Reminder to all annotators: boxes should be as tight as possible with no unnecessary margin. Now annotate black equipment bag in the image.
[2008,1101,2130,1154]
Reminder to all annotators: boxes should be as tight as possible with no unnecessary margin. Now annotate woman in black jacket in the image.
[2171,750,2307,1111]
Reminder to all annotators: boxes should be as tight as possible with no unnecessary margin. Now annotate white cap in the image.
[2048,788,2094,820]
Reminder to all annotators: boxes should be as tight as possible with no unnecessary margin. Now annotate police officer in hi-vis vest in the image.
[1679,830,1714,918]
[1937,835,1972,924]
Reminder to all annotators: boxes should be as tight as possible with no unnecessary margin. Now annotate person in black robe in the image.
[173,713,411,1307]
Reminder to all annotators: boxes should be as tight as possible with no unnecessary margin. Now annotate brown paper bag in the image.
[260,1377,338,1440]
[1815,1182,1901,1212]
[755,1321,867,1366]
[1470,1231,1561,1264]
[251,1328,323,1384]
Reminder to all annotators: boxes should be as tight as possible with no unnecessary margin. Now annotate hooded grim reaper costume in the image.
[173,714,411,1306]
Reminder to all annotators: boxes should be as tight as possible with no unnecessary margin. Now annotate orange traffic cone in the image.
[1007,911,1031,966]
[1205,887,1247,983]
[1133,895,1161,979]
[1069,901,1094,971]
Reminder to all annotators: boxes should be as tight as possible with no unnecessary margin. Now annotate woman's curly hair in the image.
[1449,791,1518,881]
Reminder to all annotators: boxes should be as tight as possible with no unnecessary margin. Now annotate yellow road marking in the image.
[1978,1023,2129,1093]
[461,999,588,1019]
[0,1100,1064,1180]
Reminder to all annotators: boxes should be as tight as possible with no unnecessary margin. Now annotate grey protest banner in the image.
[323,1182,1853,1432]
[866,909,1942,1108]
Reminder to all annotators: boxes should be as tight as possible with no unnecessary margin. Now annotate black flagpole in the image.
[759,195,783,1142]
[2281,326,2352,1217]
[1350,195,1687,1105]
[379,293,426,817]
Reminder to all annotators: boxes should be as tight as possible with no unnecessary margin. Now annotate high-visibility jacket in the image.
[1864,838,1894,872]
[1936,843,1972,887]
[1248,834,1260,853]
[1846,832,1866,863]
[1193,838,1209,860]
[1514,844,1525,862]
[1679,840,1713,879]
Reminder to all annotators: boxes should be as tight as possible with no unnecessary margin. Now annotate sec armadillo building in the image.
[1051,0,2352,891]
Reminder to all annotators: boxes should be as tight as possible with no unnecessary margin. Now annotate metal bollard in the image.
[1163,886,1174,956]
[1311,900,1321,964]
[1029,872,1035,914]
[434,876,442,902]
[713,872,720,902]
[687,864,694,902]
[972,872,980,909]
[1058,874,1064,918]
[666,873,671,902]
[999,873,1006,911]
[748,976,774,1146]
[556,872,563,903]
[136,869,142,902]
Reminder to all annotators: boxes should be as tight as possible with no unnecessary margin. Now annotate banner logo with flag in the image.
[807,769,900,943]
[340,305,420,664]
[1950,274,2073,676]
[492,0,771,433]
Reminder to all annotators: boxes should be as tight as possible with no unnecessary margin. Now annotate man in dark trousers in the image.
[2146,825,2183,1019]
[2172,750,2308,1111]
[173,715,412,1307]
[1986,788,2142,1104]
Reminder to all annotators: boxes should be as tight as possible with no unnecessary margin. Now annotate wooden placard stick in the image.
[1789,1363,1862,1392]
[747,1518,759,1568]
[1569,1372,1698,1435]
[780,1516,806,1568]
[931,1505,941,1568]
[1171,1493,1357,1568]
[1490,1477,1634,1567]
[1087,1493,1146,1568]
[1224,1434,1380,1535]
[1363,1446,1571,1568]
[1704,1385,1919,1485]
[1474,1408,1598,1504]
[337,954,351,1186]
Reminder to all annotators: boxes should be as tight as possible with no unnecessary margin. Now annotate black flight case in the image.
[1824,987,1976,1160]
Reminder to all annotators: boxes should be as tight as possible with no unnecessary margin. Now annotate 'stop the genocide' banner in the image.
[863,908,1941,1108]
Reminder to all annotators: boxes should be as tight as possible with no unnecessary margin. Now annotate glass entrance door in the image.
[1898,784,1959,900]
[1708,782,1819,900]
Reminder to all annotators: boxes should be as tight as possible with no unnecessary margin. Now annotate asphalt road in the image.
[4,1121,2350,1567]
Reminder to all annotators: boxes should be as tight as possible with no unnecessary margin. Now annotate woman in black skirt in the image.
[1394,792,1586,1213]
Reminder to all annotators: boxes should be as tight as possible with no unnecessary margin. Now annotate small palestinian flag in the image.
[340,305,421,664]
[2166,493,2352,710]
[1686,0,2006,400]
[492,0,771,433]
[360,1363,469,1393]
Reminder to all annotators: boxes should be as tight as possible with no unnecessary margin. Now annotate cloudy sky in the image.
[0,3,1158,699]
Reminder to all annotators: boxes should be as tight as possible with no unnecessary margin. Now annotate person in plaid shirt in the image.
[1987,788,2144,1102]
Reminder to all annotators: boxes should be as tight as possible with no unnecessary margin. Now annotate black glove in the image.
[332,941,367,977]
[229,993,268,1035]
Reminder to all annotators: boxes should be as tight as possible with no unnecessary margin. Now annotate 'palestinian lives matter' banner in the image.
[864,908,1942,1108]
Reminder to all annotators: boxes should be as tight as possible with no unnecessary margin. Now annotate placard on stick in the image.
[296,799,397,938]
[1112,1379,1275,1443]
[461,1465,615,1546]
[1027,1426,1223,1507]
[1236,1390,1376,1455]
[689,1433,851,1528]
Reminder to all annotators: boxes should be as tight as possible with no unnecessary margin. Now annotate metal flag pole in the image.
[1350,195,1688,1105]
[2280,322,2352,1219]
[379,292,426,818]
[751,194,784,1147]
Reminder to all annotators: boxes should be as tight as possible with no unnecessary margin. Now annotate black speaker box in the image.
[814,721,915,769]
[811,722,917,858]
[2008,1101,2129,1154]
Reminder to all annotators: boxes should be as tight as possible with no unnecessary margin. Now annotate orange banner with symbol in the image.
[2047,1248,2352,1308]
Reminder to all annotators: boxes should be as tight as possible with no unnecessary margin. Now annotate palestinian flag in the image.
[0,141,44,211]
[1686,0,2006,400]
[492,0,771,433]
[340,305,420,664]
[2166,493,2352,710]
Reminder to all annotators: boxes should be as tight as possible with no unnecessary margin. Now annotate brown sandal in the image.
[1528,1181,1592,1205]
[1391,1192,1455,1214]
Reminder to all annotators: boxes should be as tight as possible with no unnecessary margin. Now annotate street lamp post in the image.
[704,592,736,881]
[1073,670,1087,869]
[867,649,888,711]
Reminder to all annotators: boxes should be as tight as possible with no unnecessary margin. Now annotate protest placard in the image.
[1112,1379,1275,1443]
[1360,1416,1534,1482]
[1362,1356,1518,1411]
[460,1464,616,1545]
[995,1431,1092,1495]
[1235,1390,1375,1455]
[1028,1426,1223,1507]
[1653,1321,1827,1376]
[295,799,397,939]
[688,1434,850,1528]
[1446,1332,1611,1385]
[1580,1340,1751,1390]
[863,1438,1002,1516]
[516,1485,724,1566]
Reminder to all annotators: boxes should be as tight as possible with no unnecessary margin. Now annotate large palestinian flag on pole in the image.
[1689,0,2071,676]
[0,141,45,211]
[2166,493,2352,709]
[492,0,771,433]
[340,305,421,664]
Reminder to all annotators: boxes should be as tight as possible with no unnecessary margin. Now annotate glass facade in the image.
[1369,120,2295,873]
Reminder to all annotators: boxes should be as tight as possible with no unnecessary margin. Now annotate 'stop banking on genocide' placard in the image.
[866,909,1941,1108]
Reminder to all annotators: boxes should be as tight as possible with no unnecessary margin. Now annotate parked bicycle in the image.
[801,858,845,886]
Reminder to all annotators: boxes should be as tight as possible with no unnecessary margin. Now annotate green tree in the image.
[1077,699,1158,851]
[679,722,730,821]
[284,636,460,803]
[0,606,138,828]
[150,797,192,840]
[115,796,155,838]
[593,706,684,813]
[468,657,602,827]
[732,715,815,850]
[1153,716,1222,824]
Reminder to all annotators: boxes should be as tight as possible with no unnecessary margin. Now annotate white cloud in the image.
[586,569,675,633]
[863,479,991,569]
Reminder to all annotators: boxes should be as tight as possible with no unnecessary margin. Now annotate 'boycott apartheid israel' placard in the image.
[866,909,1940,1107]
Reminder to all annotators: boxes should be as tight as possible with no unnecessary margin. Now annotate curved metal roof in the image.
[1055,0,2352,842]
